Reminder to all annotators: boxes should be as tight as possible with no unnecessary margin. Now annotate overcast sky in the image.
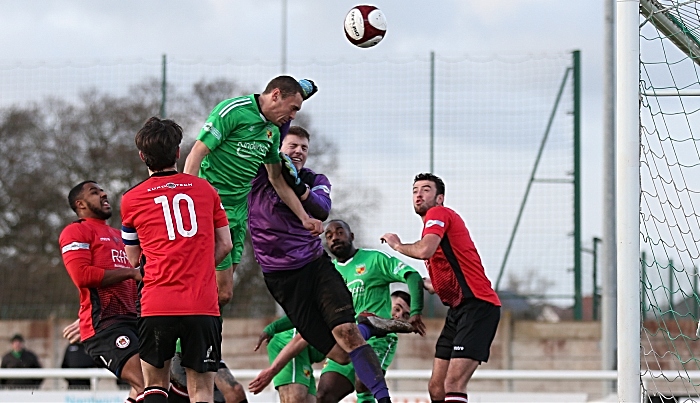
[0,1,610,292]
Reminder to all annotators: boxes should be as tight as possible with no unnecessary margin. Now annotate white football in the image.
[344,5,387,48]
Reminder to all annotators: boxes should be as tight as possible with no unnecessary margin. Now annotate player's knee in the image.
[326,346,350,365]
[121,356,145,391]
[444,372,468,392]
[279,384,308,403]
[428,376,444,397]
[331,322,364,350]
[230,382,246,401]
[316,387,334,403]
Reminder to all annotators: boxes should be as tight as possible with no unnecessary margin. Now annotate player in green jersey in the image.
[263,327,325,403]
[254,292,414,403]
[180,76,319,403]
[183,76,322,300]
[319,220,426,403]
[251,220,427,402]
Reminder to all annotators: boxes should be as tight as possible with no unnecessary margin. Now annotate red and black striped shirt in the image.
[59,218,137,341]
[422,206,501,308]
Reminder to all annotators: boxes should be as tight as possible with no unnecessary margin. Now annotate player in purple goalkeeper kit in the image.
[246,125,396,403]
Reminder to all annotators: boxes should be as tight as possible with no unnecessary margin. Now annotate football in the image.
[344,5,387,48]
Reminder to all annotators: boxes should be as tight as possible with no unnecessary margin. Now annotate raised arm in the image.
[183,140,211,176]
[265,162,322,236]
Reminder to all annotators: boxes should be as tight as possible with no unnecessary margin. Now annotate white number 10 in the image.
[154,194,198,240]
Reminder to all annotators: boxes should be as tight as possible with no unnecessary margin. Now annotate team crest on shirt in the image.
[303,367,311,379]
[166,183,176,189]
[355,264,366,275]
[266,129,272,139]
[115,335,130,349]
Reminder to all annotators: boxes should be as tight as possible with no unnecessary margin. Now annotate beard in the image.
[414,204,430,216]
[87,201,112,220]
[330,242,353,259]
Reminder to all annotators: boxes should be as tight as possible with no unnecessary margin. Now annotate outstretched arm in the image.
[380,233,441,260]
[249,333,310,394]
[254,316,295,351]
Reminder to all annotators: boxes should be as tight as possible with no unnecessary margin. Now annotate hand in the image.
[303,217,323,236]
[280,153,300,185]
[298,79,318,100]
[63,319,81,344]
[132,267,143,282]
[423,277,435,294]
[249,367,276,394]
[409,314,427,337]
[380,233,401,250]
[280,154,308,197]
[254,331,273,352]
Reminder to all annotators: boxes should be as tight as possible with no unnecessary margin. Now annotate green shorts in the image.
[267,329,324,395]
[321,335,397,386]
[217,201,247,270]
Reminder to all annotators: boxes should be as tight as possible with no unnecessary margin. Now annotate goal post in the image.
[617,1,642,402]
[633,0,700,402]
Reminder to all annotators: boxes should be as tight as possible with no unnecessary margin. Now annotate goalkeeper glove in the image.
[299,79,318,100]
[280,153,309,197]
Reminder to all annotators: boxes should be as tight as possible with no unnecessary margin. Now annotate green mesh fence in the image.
[0,54,575,319]
[641,0,700,400]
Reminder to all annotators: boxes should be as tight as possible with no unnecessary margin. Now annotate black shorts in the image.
[82,321,139,378]
[138,315,222,373]
[435,298,501,362]
[264,253,356,355]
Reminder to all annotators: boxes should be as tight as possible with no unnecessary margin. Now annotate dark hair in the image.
[68,180,97,213]
[287,126,310,141]
[391,290,411,308]
[10,334,24,343]
[326,219,351,232]
[263,76,304,99]
[414,173,445,196]
[135,117,183,171]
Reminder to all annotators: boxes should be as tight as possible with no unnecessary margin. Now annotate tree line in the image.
[0,78,375,319]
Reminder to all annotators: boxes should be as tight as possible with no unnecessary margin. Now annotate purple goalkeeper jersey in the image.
[248,166,331,272]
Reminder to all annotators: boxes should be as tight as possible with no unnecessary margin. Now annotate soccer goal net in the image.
[639,0,700,400]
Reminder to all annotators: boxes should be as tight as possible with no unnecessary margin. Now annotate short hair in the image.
[414,173,445,196]
[287,126,310,141]
[326,219,352,232]
[68,180,97,213]
[391,290,411,308]
[135,117,183,171]
[263,76,304,99]
[10,334,24,343]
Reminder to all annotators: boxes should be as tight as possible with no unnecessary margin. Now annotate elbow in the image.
[218,290,233,307]
[416,248,434,260]
[223,239,233,255]
[74,276,101,289]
